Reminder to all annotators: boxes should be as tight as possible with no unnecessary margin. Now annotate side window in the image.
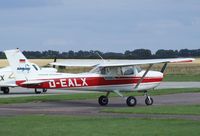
[124,69,134,75]
[100,67,122,76]
[100,67,106,75]
[122,66,135,75]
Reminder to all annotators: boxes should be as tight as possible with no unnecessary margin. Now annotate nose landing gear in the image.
[144,91,153,106]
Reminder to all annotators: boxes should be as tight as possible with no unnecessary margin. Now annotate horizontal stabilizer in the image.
[0,83,17,87]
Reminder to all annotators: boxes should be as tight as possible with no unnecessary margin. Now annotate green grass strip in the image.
[164,74,200,81]
[102,105,200,115]
[0,115,199,136]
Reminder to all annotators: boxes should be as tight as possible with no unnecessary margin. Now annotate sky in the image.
[0,0,200,52]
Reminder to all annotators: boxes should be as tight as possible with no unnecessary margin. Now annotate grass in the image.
[164,74,200,81]
[0,88,199,105]
[0,93,101,104]
[148,88,200,95]
[0,115,199,136]
[102,105,200,115]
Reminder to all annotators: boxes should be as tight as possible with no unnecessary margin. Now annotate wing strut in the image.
[134,64,153,89]
[53,57,57,68]
[160,63,168,73]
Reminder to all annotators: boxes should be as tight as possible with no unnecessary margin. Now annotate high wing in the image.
[50,58,195,67]
[99,58,194,67]
[50,59,104,67]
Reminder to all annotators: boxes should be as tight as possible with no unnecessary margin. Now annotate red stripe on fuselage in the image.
[16,76,163,89]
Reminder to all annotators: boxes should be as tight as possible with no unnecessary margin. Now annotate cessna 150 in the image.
[4,49,194,106]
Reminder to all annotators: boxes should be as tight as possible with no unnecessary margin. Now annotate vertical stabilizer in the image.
[4,49,39,81]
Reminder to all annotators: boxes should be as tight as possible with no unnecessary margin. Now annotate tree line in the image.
[0,49,200,59]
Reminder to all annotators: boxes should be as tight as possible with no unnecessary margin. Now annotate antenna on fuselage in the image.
[89,51,106,73]
[95,52,106,63]
[95,52,104,60]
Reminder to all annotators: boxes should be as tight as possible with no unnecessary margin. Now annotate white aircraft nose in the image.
[138,70,164,79]
[148,71,164,78]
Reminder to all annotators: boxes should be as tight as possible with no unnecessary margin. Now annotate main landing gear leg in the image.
[35,89,41,94]
[34,88,47,94]
[43,88,47,93]
[114,90,137,107]
[144,91,154,106]
[98,92,110,106]
[1,87,10,94]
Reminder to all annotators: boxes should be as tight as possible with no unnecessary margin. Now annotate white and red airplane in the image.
[4,49,194,106]
[0,62,57,94]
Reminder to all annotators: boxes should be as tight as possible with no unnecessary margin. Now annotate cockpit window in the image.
[121,66,134,75]
[91,66,142,76]
[101,67,122,76]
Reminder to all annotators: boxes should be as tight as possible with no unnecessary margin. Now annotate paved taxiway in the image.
[0,92,199,120]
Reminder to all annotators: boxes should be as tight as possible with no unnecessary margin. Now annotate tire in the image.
[126,96,137,107]
[145,97,154,106]
[35,89,41,94]
[2,87,9,94]
[43,88,47,93]
[98,95,109,106]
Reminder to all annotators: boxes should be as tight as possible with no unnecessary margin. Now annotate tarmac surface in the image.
[0,92,199,120]
[0,82,199,120]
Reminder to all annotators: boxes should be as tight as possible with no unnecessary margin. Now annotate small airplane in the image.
[0,66,16,94]
[4,49,194,106]
[0,61,57,94]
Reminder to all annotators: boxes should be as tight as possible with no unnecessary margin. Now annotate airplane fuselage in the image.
[16,71,163,92]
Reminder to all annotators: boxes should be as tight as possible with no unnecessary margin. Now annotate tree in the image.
[156,49,178,58]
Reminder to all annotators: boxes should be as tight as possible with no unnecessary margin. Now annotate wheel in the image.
[35,89,41,94]
[43,88,47,93]
[1,87,9,94]
[126,96,137,107]
[98,95,109,106]
[145,97,153,106]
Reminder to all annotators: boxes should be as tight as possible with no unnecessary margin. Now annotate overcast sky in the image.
[0,0,200,52]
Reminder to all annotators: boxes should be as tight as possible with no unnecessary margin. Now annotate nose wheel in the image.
[144,91,154,106]
[145,96,153,105]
